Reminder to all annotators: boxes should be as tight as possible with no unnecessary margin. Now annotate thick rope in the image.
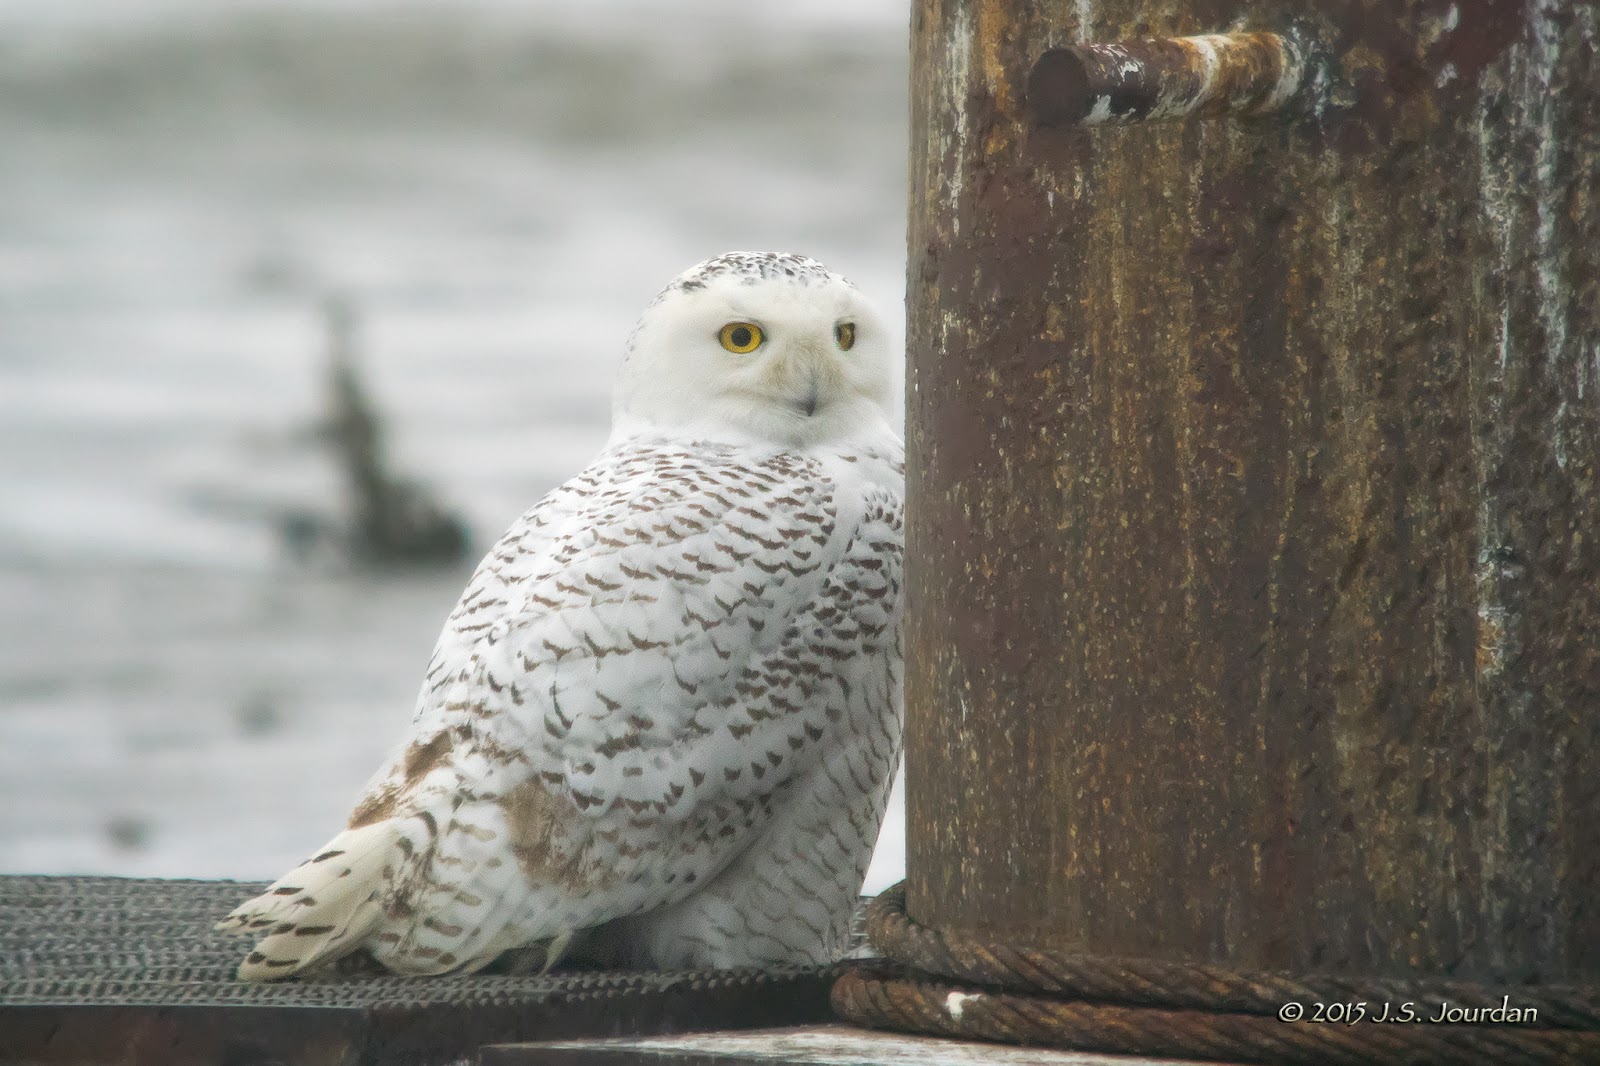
[832,884,1600,1064]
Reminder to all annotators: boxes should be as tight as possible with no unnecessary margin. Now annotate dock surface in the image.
[0,876,833,1065]
[1,876,1229,1065]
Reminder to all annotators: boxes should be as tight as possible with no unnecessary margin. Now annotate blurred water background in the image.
[0,0,909,890]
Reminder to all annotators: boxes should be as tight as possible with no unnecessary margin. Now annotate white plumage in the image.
[220,251,904,979]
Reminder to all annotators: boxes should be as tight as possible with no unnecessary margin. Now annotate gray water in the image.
[0,0,909,888]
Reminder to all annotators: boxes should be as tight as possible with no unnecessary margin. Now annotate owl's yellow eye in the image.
[719,322,763,354]
[835,322,856,351]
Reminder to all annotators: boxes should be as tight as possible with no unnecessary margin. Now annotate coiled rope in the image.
[832,883,1600,1064]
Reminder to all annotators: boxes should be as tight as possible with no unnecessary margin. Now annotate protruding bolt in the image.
[1028,32,1304,126]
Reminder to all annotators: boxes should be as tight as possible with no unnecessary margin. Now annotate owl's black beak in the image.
[798,373,820,417]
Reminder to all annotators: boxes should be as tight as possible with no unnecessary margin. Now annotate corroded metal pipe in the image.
[1028,32,1303,126]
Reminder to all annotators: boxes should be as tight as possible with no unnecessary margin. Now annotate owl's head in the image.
[611,252,897,448]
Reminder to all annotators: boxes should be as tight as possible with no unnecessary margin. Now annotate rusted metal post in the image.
[907,0,1598,991]
[1028,32,1304,125]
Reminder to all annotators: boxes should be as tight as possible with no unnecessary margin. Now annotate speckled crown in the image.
[663,251,858,300]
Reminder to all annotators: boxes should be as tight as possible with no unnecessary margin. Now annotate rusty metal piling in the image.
[887,0,1600,1054]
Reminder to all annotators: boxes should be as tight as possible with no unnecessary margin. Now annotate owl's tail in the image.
[216,820,404,981]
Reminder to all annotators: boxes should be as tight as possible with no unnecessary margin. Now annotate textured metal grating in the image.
[0,876,838,1065]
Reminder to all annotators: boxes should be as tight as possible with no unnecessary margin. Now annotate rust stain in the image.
[1474,607,1506,677]
[975,0,1016,116]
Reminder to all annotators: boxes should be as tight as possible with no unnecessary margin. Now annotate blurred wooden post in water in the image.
[906,0,1599,982]
[318,294,471,568]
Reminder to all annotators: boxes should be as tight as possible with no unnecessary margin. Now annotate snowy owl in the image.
[220,251,904,979]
